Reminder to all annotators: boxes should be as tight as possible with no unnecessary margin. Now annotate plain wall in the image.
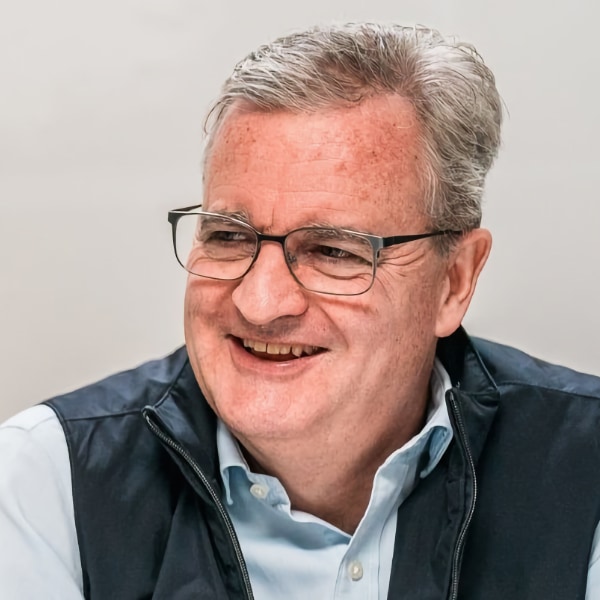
[1,0,598,422]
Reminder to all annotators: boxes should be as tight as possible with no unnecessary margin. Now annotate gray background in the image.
[1,0,598,422]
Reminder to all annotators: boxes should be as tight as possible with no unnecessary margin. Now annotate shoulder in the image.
[471,336,600,401]
[0,405,83,597]
[46,346,190,421]
[0,403,68,462]
[0,405,71,517]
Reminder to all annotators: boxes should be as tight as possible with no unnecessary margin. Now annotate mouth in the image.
[237,337,327,362]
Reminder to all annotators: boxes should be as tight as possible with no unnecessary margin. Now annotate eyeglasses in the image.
[168,204,461,296]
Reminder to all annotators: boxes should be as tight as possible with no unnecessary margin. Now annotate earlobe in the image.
[435,228,492,338]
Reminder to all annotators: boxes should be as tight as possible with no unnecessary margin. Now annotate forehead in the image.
[203,95,428,234]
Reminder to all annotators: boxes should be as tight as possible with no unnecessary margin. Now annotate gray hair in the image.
[204,23,503,248]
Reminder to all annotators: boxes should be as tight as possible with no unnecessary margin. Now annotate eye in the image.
[300,241,372,267]
[318,245,358,260]
[203,229,253,243]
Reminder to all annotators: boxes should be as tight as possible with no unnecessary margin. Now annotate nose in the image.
[231,241,309,325]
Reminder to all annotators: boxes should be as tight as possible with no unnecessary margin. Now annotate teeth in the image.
[266,343,291,355]
[243,339,320,357]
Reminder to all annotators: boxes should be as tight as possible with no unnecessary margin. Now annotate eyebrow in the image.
[204,208,375,236]
[204,208,252,224]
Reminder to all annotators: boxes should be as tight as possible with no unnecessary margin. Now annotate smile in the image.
[241,338,325,361]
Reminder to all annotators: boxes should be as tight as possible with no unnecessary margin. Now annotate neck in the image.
[237,389,429,534]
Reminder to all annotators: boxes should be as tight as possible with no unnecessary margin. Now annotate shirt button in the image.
[249,483,269,499]
[348,560,364,581]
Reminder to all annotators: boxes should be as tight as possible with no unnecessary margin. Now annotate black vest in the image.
[46,329,600,599]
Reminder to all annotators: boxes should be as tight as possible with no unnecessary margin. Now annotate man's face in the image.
[184,95,451,450]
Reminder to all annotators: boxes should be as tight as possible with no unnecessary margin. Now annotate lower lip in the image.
[227,336,326,376]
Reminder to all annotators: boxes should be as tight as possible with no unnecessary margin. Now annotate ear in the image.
[435,228,492,338]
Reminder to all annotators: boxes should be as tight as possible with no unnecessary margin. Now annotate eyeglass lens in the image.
[174,213,376,295]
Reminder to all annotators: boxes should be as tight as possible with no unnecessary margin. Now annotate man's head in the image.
[182,23,501,459]
[204,23,503,247]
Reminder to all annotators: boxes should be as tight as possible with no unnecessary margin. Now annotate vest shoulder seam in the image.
[496,380,600,402]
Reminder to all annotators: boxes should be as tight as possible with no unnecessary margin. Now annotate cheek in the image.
[183,281,237,406]
[184,284,206,346]
[365,272,444,355]
[184,284,204,328]
[183,279,233,362]
[185,278,232,322]
[183,286,210,376]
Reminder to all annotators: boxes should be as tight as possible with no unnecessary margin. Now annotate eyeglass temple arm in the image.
[381,230,462,248]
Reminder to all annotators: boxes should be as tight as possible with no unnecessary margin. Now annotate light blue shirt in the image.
[217,358,454,600]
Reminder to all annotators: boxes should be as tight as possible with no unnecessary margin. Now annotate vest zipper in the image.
[447,391,478,600]
[143,411,254,600]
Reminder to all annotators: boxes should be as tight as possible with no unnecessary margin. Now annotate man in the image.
[1,22,600,599]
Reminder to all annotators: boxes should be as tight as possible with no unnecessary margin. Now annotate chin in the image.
[213,387,322,441]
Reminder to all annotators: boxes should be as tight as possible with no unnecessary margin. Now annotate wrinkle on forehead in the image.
[204,95,429,234]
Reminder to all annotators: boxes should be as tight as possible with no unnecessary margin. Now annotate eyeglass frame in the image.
[167,204,463,296]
